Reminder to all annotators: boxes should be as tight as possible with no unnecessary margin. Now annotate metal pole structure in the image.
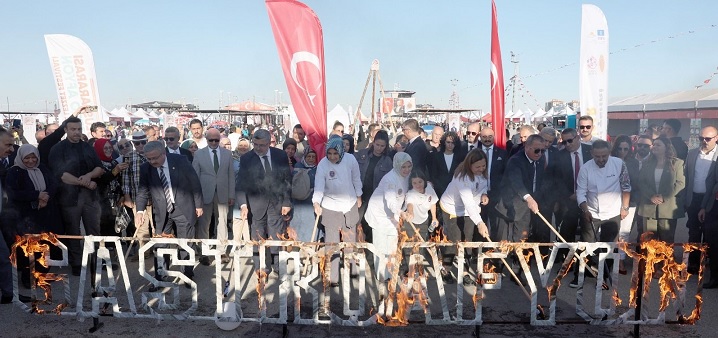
[510,51,519,114]
[634,239,644,338]
[371,71,377,124]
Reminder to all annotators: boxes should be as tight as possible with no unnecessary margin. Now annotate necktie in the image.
[573,151,580,191]
[531,161,537,192]
[212,149,219,173]
[470,145,475,151]
[484,147,492,190]
[159,166,174,213]
[1,157,7,168]
[262,155,271,174]
[544,151,549,169]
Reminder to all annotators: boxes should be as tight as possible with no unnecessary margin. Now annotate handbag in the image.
[114,206,131,233]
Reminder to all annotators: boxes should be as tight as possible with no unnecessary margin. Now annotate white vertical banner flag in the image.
[44,34,104,132]
[579,4,608,140]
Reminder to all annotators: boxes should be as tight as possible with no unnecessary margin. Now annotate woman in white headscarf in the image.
[365,152,413,281]
[5,144,60,288]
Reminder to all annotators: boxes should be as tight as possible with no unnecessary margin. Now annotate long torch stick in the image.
[302,214,321,276]
[535,212,598,277]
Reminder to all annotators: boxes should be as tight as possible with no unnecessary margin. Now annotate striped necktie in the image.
[159,166,174,213]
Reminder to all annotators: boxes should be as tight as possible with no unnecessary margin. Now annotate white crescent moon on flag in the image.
[290,51,322,106]
[490,62,499,91]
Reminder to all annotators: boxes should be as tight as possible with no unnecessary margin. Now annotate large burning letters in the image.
[10,233,705,327]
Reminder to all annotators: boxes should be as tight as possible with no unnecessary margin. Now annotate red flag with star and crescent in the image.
[490,0,506,149]
[266,0,327,158]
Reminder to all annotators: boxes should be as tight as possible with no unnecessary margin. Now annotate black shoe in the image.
[687,265,699,275]
[148,285,160,292]
[462,275,476,286]
[440,268,455,284]
[200,257,211,266]
[1,295,31,304]
[704,280,718,289]
[329,282,340,288]
[569,276,580,288]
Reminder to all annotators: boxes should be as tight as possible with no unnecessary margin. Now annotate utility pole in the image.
[449,79,460,109]
[510,51,519,113]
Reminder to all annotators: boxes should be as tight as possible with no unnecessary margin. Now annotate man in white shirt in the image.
[684,126,718,274]
[189,119,207,149]
[571,140,630,288]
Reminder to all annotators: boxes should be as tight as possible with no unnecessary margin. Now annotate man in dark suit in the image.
[555,128,593,248]
[401,119,429,175]
[478,127,508,240]
[495,134,548,243]
[136,141,203,285]
[508,125,535,158]
[164,126,193,163]
[532,127,563,253]
[462,122,481,154]
[238,129,292,274]
[661,118,688,161]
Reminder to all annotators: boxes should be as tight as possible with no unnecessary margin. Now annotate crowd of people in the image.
[1,106,717,305]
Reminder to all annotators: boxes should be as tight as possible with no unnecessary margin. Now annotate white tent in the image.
[505,110,515,119]
[546,107,556,117]
[133,108,149,119]
[532,107,547,119]
[564,106,575,116]
[112,107,132,122]
[326,104,351,134]
[523,108,533,122]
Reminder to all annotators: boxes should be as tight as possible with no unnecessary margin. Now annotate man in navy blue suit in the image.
[237,129,292,274]
[401,119,430,175]
[136,141,203,284]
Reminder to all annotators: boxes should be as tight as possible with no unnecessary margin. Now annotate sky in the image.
[1,0,717,114]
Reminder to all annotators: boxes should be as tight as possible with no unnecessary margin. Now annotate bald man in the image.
[685,126,718,274]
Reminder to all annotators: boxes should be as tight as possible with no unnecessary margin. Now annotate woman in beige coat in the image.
[637,136,685,243]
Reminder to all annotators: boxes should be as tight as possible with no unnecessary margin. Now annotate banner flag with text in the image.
[579,4,609,140]
[45,34,104,131]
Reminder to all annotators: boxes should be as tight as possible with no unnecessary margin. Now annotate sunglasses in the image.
[117,143,130,150]
[207,139,220,143]
[533,148,546,154]
[618,147,630,151]
[579,125,592,130]
[635,144,651,148]
[701,136,716,142]
[164,137,176,142]
[560,138,575,145]
[132,140,147,145]
[466,131,478,136]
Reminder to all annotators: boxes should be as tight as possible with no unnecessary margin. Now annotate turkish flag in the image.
[490,0,506,149]
[266,0,327,158]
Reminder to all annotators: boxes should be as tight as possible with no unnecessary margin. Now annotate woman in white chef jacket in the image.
[365,152,413,281]
[438,149,490,285]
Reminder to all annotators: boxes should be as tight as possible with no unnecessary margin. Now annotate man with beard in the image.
[48,116,105,276]
[189,119,207,149]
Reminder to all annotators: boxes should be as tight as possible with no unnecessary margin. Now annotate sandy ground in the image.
[1,217,715,338]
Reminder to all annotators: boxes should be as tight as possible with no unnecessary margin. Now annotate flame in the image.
[619,233,704,322]
[277,227,298,241]
[429,227,450,243]
[612,289,622,307]
[357,224,366,243]
[255,270,267,313]
[480,262,498,285]
[10,233,69,314]
[153,233,175,238]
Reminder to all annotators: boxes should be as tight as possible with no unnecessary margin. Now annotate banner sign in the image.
[579,4,609,140]
[44,34,104,132]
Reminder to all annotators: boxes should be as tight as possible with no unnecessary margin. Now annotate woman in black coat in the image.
[354,130,393,242]
[5,144,60,288]
[428,131,466,198]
